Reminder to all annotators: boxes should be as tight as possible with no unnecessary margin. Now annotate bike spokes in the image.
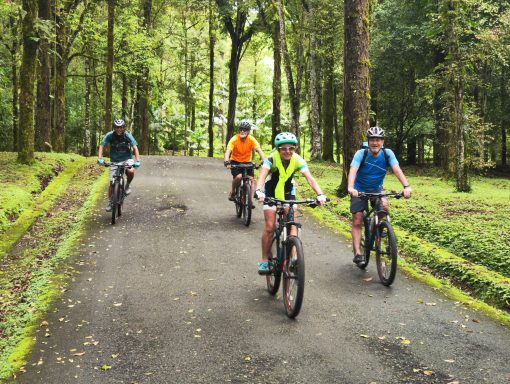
[376,221,397,286]
[282,237,304,318]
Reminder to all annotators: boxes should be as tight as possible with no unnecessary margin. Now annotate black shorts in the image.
[350,190,383,213]
[230,161,254,178]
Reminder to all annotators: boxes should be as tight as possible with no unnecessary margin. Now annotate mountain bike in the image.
[105,160,134,225]
[264,196,328,318]
[357,192,402,286]
[230,163,259,227]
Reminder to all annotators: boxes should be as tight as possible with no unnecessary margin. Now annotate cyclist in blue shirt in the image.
[347,126,412,264]
[97,119,141,211]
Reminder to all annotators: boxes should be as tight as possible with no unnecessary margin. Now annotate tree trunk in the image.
[10,15,19,152]
[338,0,370,195]
[83,57,91,156]
[36,0,51,152]
[271,20,281,145]
[53,47,67,152]
[18,0,39,164]
[139,0,152,154]
[207,0,215,157]
[309,17,321,160]
[226,35,240,140]
[501,66,508,166]
[122,73,129,120]
[406,137,417,165]
[334,84,341,163]
[322,60,335,162]
[104,0,114,134]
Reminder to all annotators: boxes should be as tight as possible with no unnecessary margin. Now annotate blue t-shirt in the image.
[350,148,398,192]
[100,131,138,162]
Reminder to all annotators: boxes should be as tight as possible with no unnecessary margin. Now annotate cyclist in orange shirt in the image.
[224,121,266,201]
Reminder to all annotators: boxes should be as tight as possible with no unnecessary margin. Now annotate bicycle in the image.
[230,163,260,227]
[104,160,134,225]
[356,191,402,286]
[264,196,328,318]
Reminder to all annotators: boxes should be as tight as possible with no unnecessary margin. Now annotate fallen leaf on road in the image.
[101,364,112,371]
[444,359,455,363]
[73,352,86,356]
[425,302,436,306]
[363,277,373,282]
[416,299,424,304]
[423,370,434,376]
[359,334,369,338]
[113,303,122,307]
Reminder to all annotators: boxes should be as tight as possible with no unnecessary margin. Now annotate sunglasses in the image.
[279,146,296,152]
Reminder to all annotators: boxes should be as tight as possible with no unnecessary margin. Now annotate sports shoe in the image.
[258,261,270,275]
[125,184,132,195]
[105,201,112,212]
[353,254,363,264]
[228,192,235,201]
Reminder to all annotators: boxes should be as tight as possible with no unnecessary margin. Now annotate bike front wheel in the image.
[375,220,398,286]
[282,236,305,318]
[111,181,120,225]
[358,216,371,269]
[235,186,242,218]
[266,235,282,295]
[242,183,252,226]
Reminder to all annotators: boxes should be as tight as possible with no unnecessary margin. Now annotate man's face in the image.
[114,126,125,136]
[368,137,384,153]
[239,129,250,139]
[278,145,296,161]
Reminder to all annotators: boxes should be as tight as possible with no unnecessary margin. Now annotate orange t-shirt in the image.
[227,134,260,162]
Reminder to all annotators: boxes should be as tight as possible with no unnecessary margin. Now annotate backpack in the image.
[359,141,390,169]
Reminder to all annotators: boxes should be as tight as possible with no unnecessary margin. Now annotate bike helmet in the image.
[367,126,385,138]
[113,119,126,128]
[274,132,298,147]
[238,120,252,131]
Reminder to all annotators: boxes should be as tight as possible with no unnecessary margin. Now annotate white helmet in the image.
[367,126,385,138]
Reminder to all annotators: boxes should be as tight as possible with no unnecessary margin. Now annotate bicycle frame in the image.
[105,160,133,224]
[229,163,259,226]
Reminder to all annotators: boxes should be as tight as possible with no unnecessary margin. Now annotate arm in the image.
[301,169,324,196]
[224,149,232,167]
[132,146,141,162]
[255,147,266,162]
[98,145,104,159]
[347,165,359,197]
[254,166,270,202]
[391,164,412,198]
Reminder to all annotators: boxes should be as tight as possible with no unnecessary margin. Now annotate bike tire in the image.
[111,181,120,225]
[375,220,398,286]
[357,216,371,269]
[235,186,242,218]
[266,235,282,295]
[242,183,252,226]
[117,184,123,217]
[282,236,305,318]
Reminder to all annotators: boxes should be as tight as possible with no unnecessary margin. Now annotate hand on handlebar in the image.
[317,194,328,205]
[133,161,141,168]
[348,188,359,197]
[255,189,265,202]
[224,160,231,168]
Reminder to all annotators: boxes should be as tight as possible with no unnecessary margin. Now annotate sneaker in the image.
[105,201,112,212]
[125,184,132,195]
[258,261,271,275]
[353,254,363,264]
[228,192,235,201]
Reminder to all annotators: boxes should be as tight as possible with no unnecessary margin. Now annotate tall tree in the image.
[36,0,52,152]
[276,0,305,138]
[216,0,259,140]
[271,19,281,144]
[104,0,114,134]
[207,0,216,157]
[18,0,40,163]
[338,0,370,195]
[139,0,152,154]
[308,2,321,160]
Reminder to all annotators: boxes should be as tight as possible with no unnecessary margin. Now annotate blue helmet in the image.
[274,132,298,147]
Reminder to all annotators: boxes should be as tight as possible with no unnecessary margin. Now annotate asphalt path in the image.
[14,156,510,384]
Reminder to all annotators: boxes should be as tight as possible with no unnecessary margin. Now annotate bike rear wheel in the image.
[282,236,305,318]
[235,186,242,218]
[111,181,120,225]
[375,220,398,286]
[242,183,252,226]
[266,235,282,295]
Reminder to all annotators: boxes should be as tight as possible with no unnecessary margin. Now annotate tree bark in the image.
[36,0,51,152]
[18,0,39,164]
[207,0,215,157]
[322,59,335,162]
[10,15,19,152]
[309,13,321,160]
[501,66,508,167]
[139,0,152,155]
[338,0,370,195]
[271,20,281,146]
[104,0,115,134]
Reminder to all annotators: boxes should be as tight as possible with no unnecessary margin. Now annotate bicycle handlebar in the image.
[358,192,403,199]
[104,160,134,168]
[263,196,330,208]
[229,162,261,170]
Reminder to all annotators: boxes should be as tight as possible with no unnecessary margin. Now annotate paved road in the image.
[14,156,510,384]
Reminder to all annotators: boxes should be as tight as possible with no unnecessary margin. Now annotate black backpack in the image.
[359,143,390,169]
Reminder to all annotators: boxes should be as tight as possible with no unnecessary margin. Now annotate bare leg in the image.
[352,211,363,256]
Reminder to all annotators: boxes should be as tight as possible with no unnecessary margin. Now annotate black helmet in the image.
[367,126,385,138]
[238,120,251,131]
[113,119,125,128]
